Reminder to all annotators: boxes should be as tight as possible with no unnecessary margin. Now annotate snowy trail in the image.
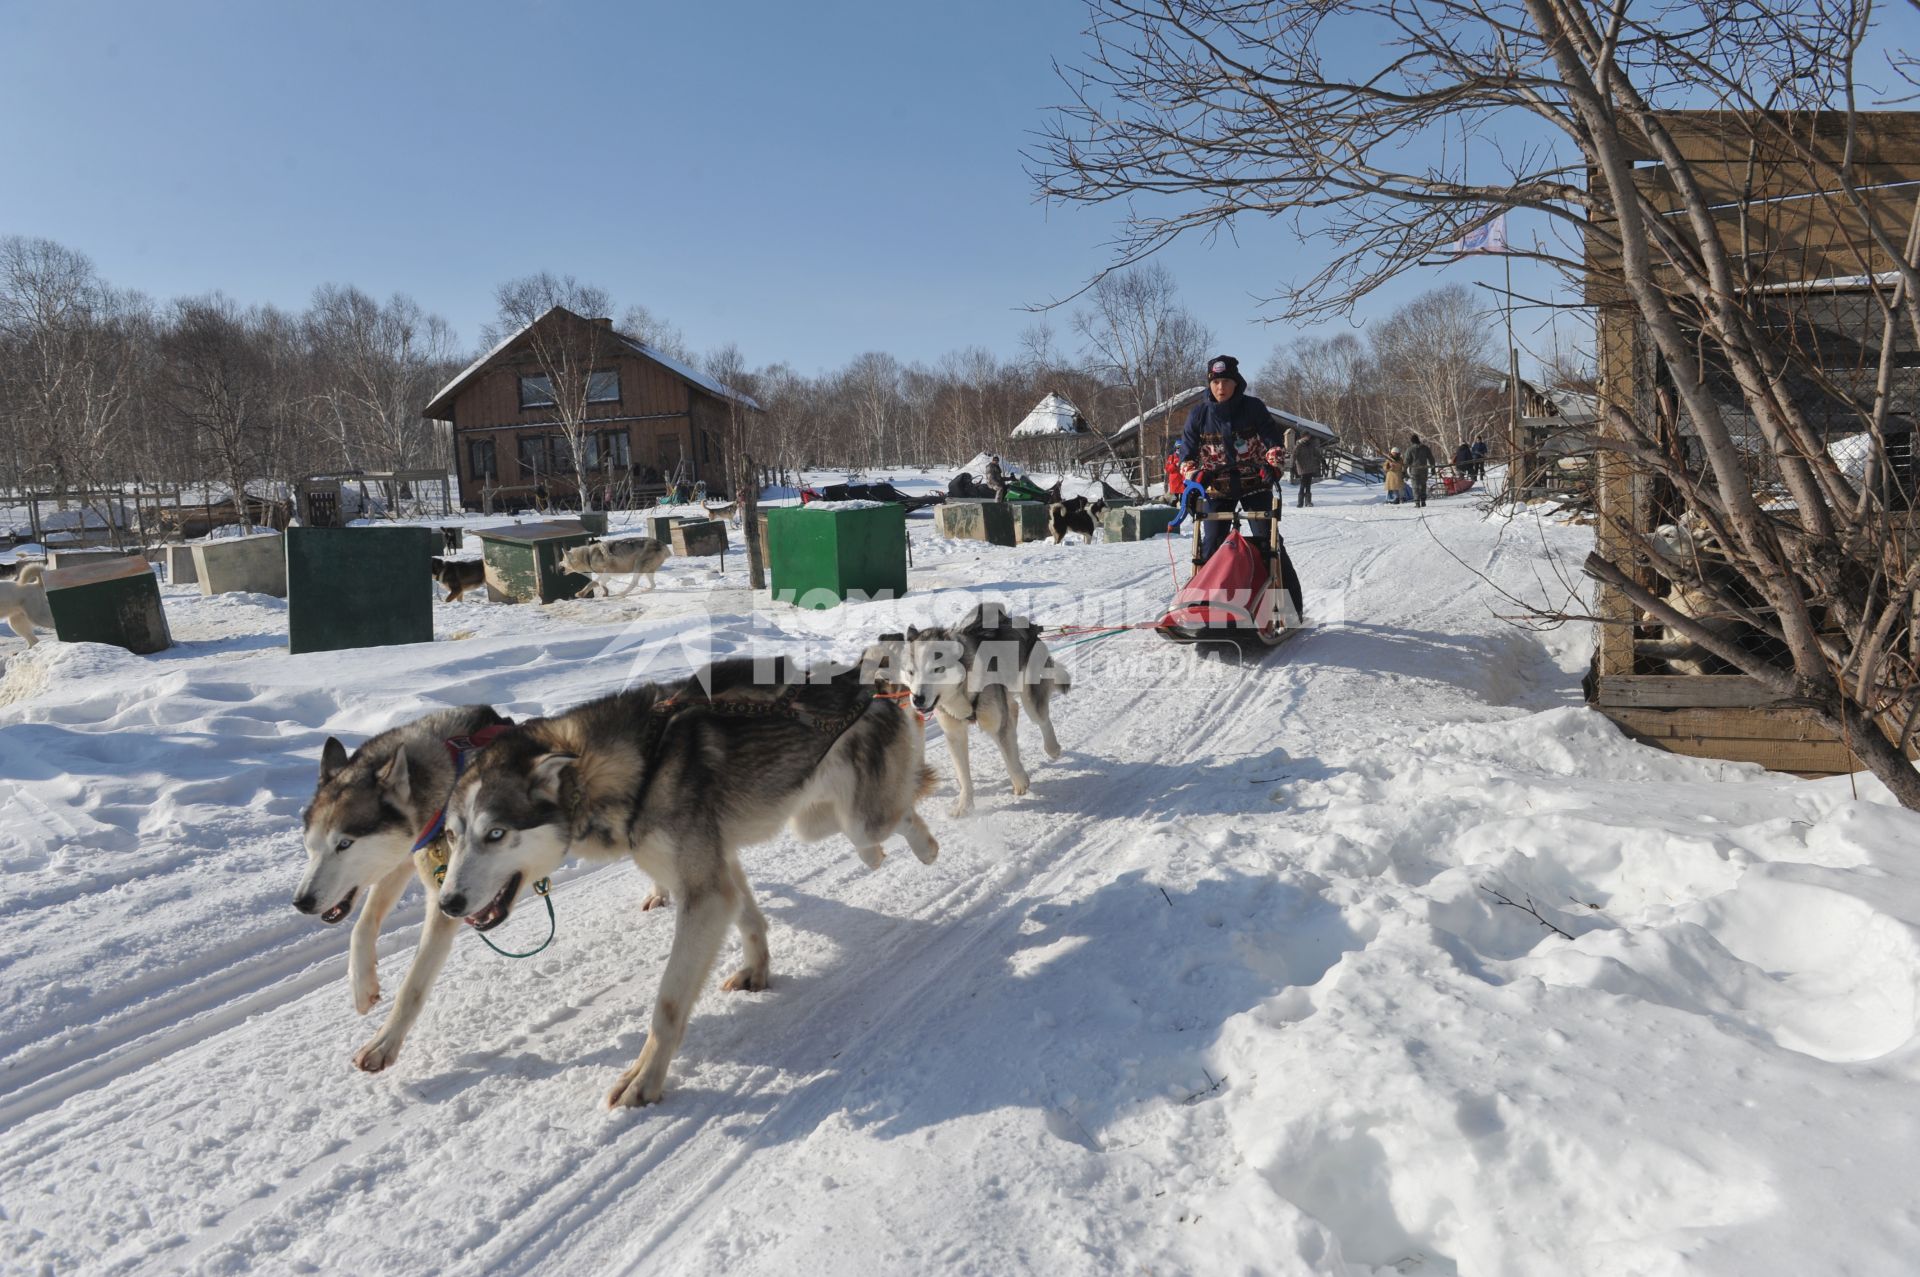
[6,477,1920,1275]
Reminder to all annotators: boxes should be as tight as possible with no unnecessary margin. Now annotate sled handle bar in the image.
[1187,509,1286,575]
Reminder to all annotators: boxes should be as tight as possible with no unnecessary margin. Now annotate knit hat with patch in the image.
[1205,355,1246,393]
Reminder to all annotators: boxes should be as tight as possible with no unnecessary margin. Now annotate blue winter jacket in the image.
[1175,393,1286,499]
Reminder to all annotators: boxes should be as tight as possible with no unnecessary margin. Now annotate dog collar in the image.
[410,721,514,854]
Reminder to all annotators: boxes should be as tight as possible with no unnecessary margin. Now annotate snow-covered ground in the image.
[3,474,1919,1275]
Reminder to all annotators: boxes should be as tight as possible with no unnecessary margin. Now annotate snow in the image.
[955,451,1021,478]
[1010,392,1088,438]
[4,473,1920,1274]
[799,499,887,510]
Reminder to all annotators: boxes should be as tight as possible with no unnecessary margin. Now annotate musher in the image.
[1175,354,1305,620]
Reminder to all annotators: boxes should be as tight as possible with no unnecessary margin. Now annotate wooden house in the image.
[1587,110,1920,775]
[424,306,759,511]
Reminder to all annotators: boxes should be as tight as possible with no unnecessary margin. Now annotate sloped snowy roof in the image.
[1106,386,1210,445]
[1010,392,1089,438]
[1511,385,1597,426]
[1103,386,1336,445]
[609,331,762,413]
[1270,408,1337,443]
[425,307,761,418]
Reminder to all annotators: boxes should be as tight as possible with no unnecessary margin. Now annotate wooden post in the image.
[1595,305,1640,681]
[740,451,764,591]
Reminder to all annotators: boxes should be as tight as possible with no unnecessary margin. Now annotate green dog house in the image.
[766,504,907,607]
[474,520,595,603]
[42,557,172,655]
[286,526,436,655]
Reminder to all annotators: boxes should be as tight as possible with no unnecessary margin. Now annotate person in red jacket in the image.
[1164,452,1184,501]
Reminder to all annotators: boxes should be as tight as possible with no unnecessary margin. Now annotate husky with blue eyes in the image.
[294,704,512,1071]
[437,656,937,1110]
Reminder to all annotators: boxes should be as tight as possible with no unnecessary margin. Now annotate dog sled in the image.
[802,481,946,511]
[1156,512,1304,649]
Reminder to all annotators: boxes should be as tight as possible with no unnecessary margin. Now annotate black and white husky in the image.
[897,602,1071,817]
[433,658,937,1108]
[294,705,513,1072]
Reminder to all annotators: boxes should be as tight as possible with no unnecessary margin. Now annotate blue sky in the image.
[7,1,1909,378]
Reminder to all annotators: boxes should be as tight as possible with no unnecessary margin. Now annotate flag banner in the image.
[1453,212,1509,254]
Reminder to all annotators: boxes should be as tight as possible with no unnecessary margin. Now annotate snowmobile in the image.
[1156,511,1304,648]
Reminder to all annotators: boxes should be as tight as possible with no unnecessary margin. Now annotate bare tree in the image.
[490,273,620,512]
[1370,284,1497,454]
[306,285,460,475]
[840,352,906,466]
[1259,331,1386,451]
[1071,263,1213,490]
[0,236,154,542]
[619,302,696,366]
[163,296,275,533]
[1036,0,1920,806]
[706,343,767,587]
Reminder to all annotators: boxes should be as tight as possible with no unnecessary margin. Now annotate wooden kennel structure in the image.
[1587,110,1920,776]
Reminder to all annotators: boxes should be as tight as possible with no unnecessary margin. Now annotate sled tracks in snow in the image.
[464,661,1281,1276]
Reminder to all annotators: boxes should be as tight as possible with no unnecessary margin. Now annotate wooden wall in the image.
[452,351,691,431]
[1585,110,1920,775]
[445,340,744,506]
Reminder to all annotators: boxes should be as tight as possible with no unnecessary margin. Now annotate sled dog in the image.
[436,657,938,1108]
[0,564,54,646]
[430,556,486,602]
[560,537,672,598]
[293,704,514,1071]
[899,601,1070,816]
[1047,496,1106,544]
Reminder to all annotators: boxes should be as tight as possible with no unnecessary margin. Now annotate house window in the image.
[517,434,548,480]
[518,370,617,408]
[468,439,497,481]
[591,429,631,469]
[518,374,556,409]
[587,370,620,404]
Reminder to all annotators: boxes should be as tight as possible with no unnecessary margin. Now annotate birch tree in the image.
[489,273,620,511]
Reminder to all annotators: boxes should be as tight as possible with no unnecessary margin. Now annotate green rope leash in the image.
[433,864,558,959]
[1050,628,1135,653]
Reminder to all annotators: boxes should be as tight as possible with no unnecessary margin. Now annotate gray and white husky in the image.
[294,705,513,1072]
[898,602,1071,817]
[561,537,671,598]
[435,657,937,1108]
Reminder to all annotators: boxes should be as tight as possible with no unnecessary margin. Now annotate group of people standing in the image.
[1382,435,1437,507]
[1380,435,1486,507]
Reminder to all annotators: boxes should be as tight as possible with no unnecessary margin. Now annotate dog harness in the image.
[650,681,878,740]
[410,721,515,856]
[410,720,559,960]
